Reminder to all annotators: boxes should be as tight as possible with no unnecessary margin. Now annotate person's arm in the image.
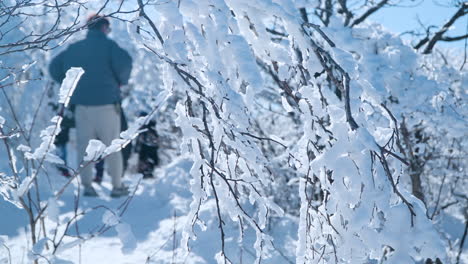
[110,41,133,85]
[49,51,67,83]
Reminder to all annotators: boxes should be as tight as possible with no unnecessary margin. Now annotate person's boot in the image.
[138,159,154,179]
[83,185,98,197]
[58,167,71,178]
[110,184,129,198]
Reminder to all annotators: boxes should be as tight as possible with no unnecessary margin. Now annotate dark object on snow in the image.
[135,114,160,179]
[425,258,443,264]
[58,166,71,178]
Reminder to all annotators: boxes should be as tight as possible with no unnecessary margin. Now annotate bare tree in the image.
[414,2,468,54]
[302,0,468,55]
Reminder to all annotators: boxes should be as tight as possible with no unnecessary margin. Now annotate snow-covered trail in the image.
[1,158,203,263]
[0,157,297,264]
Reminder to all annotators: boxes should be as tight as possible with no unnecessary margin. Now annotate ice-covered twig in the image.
[21,68,83,196]
[377,148,416,226]
[303,23,336,48]
[301,24,359,131]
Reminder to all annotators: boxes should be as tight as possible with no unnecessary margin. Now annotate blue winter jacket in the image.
[49,29,132,105]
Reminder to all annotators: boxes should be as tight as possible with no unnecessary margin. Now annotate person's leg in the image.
[94,159,104,184]
[75,105,95,187]
[56,144,71,177]
[96,105,123,189]
[55,107,74,177]
[120,108,132,171]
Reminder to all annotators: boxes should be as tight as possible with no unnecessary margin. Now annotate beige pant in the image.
[75,104,123,188]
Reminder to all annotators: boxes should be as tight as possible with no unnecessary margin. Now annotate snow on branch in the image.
[129,0,445,263]
[19,68,83,196]
[58,67,84,107]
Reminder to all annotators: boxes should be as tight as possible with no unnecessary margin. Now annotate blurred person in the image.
[134,112,160,179]
[49,15,133,198]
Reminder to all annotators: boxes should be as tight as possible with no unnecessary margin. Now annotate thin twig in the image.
[460,14,468,70]
[351,0,389,27]
[421,3,468,54]
[456,220,468,264]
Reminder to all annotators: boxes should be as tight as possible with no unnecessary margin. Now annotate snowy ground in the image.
[0,157,298,264]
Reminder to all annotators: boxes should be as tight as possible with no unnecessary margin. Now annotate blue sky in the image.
[368,1,466,50]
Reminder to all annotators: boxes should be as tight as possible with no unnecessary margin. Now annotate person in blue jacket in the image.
[49,15,132,198]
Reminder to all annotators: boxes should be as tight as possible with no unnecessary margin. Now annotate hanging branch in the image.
[303,23,336,47]
[301,23,359,131]
[137,0,164,45]
[200,101,230,263]
[379,103,409,166]
[377,148,416,226]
